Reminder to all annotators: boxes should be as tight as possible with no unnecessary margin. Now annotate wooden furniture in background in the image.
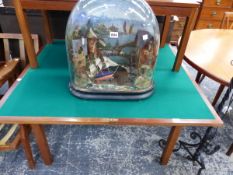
[194,11,233,86]
[184,29,233,106]
[196,0,233,29]
[221,11,233,29]
[186,10,233,105]
[0,33,39,168]
[0,33,39,89]
[13,0,200,71]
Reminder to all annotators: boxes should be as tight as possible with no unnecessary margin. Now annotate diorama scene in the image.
[66,0,160,94]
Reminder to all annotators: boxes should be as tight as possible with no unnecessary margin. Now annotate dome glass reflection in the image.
[65,0,160,99]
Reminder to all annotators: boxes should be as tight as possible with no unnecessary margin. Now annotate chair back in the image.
[220,12,233,29]
[0,33,39,68]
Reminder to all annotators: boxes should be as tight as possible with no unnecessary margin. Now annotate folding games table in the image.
[0,42,223,167]
[0,0,223,169]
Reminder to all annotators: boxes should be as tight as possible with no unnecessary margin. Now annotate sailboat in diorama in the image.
[85,27,128,84]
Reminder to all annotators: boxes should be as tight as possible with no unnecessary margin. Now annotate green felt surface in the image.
[0,41,215,120]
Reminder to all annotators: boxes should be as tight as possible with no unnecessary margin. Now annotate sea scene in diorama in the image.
[66,13,159,93]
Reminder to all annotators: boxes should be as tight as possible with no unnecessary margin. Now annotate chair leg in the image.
[195,72,201,83]
[195,71,205,84]
[19,125,36,169]
[212,84,225,106]
[226,144,233,156]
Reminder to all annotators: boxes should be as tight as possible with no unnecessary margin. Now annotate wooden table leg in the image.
[160,126,182,165]
[160,15,171,48]
[212,84,225,106]
[31,125,53,165]
[13,0,38,68]
[226,143,233,156]
[41,10,53,44]
[173,8,199,71]
[19,124,36,169]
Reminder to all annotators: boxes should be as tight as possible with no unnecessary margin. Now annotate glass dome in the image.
[65,0,160,100]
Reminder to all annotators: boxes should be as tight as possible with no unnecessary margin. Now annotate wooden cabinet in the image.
[196,0,233,29]
[197,20,221,28]
[203,0,232,8]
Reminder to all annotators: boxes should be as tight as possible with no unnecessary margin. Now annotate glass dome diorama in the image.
[65,0,160,100]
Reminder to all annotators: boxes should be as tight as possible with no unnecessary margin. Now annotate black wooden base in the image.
[69,83,154,100]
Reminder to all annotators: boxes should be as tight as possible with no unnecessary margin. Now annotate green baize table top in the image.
[0,41,216,121]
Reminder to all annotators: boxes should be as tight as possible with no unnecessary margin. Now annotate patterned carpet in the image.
[0,62,232,175]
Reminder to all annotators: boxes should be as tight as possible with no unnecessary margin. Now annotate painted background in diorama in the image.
[66,2,159,92]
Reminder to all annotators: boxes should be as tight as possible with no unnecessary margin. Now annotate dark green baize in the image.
[0,41,215,120]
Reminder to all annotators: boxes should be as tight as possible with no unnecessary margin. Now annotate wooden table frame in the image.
[2,0,223,169]
[13,0,200,71]
[0,46,223,167]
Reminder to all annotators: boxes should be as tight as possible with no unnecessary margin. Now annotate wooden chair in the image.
[0,124,20,151]
[0,33,39,91]
[220,12,233,29]
[0,33,39,168]
[191,12,233,106]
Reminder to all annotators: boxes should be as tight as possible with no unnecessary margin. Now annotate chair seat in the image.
[0,59,19,86]
[0,124,21,151]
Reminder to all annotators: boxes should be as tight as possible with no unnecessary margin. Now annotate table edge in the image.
[0,116,223,126]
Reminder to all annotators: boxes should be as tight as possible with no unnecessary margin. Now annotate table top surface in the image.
[0,41,222,126]
[185,29,233,85]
